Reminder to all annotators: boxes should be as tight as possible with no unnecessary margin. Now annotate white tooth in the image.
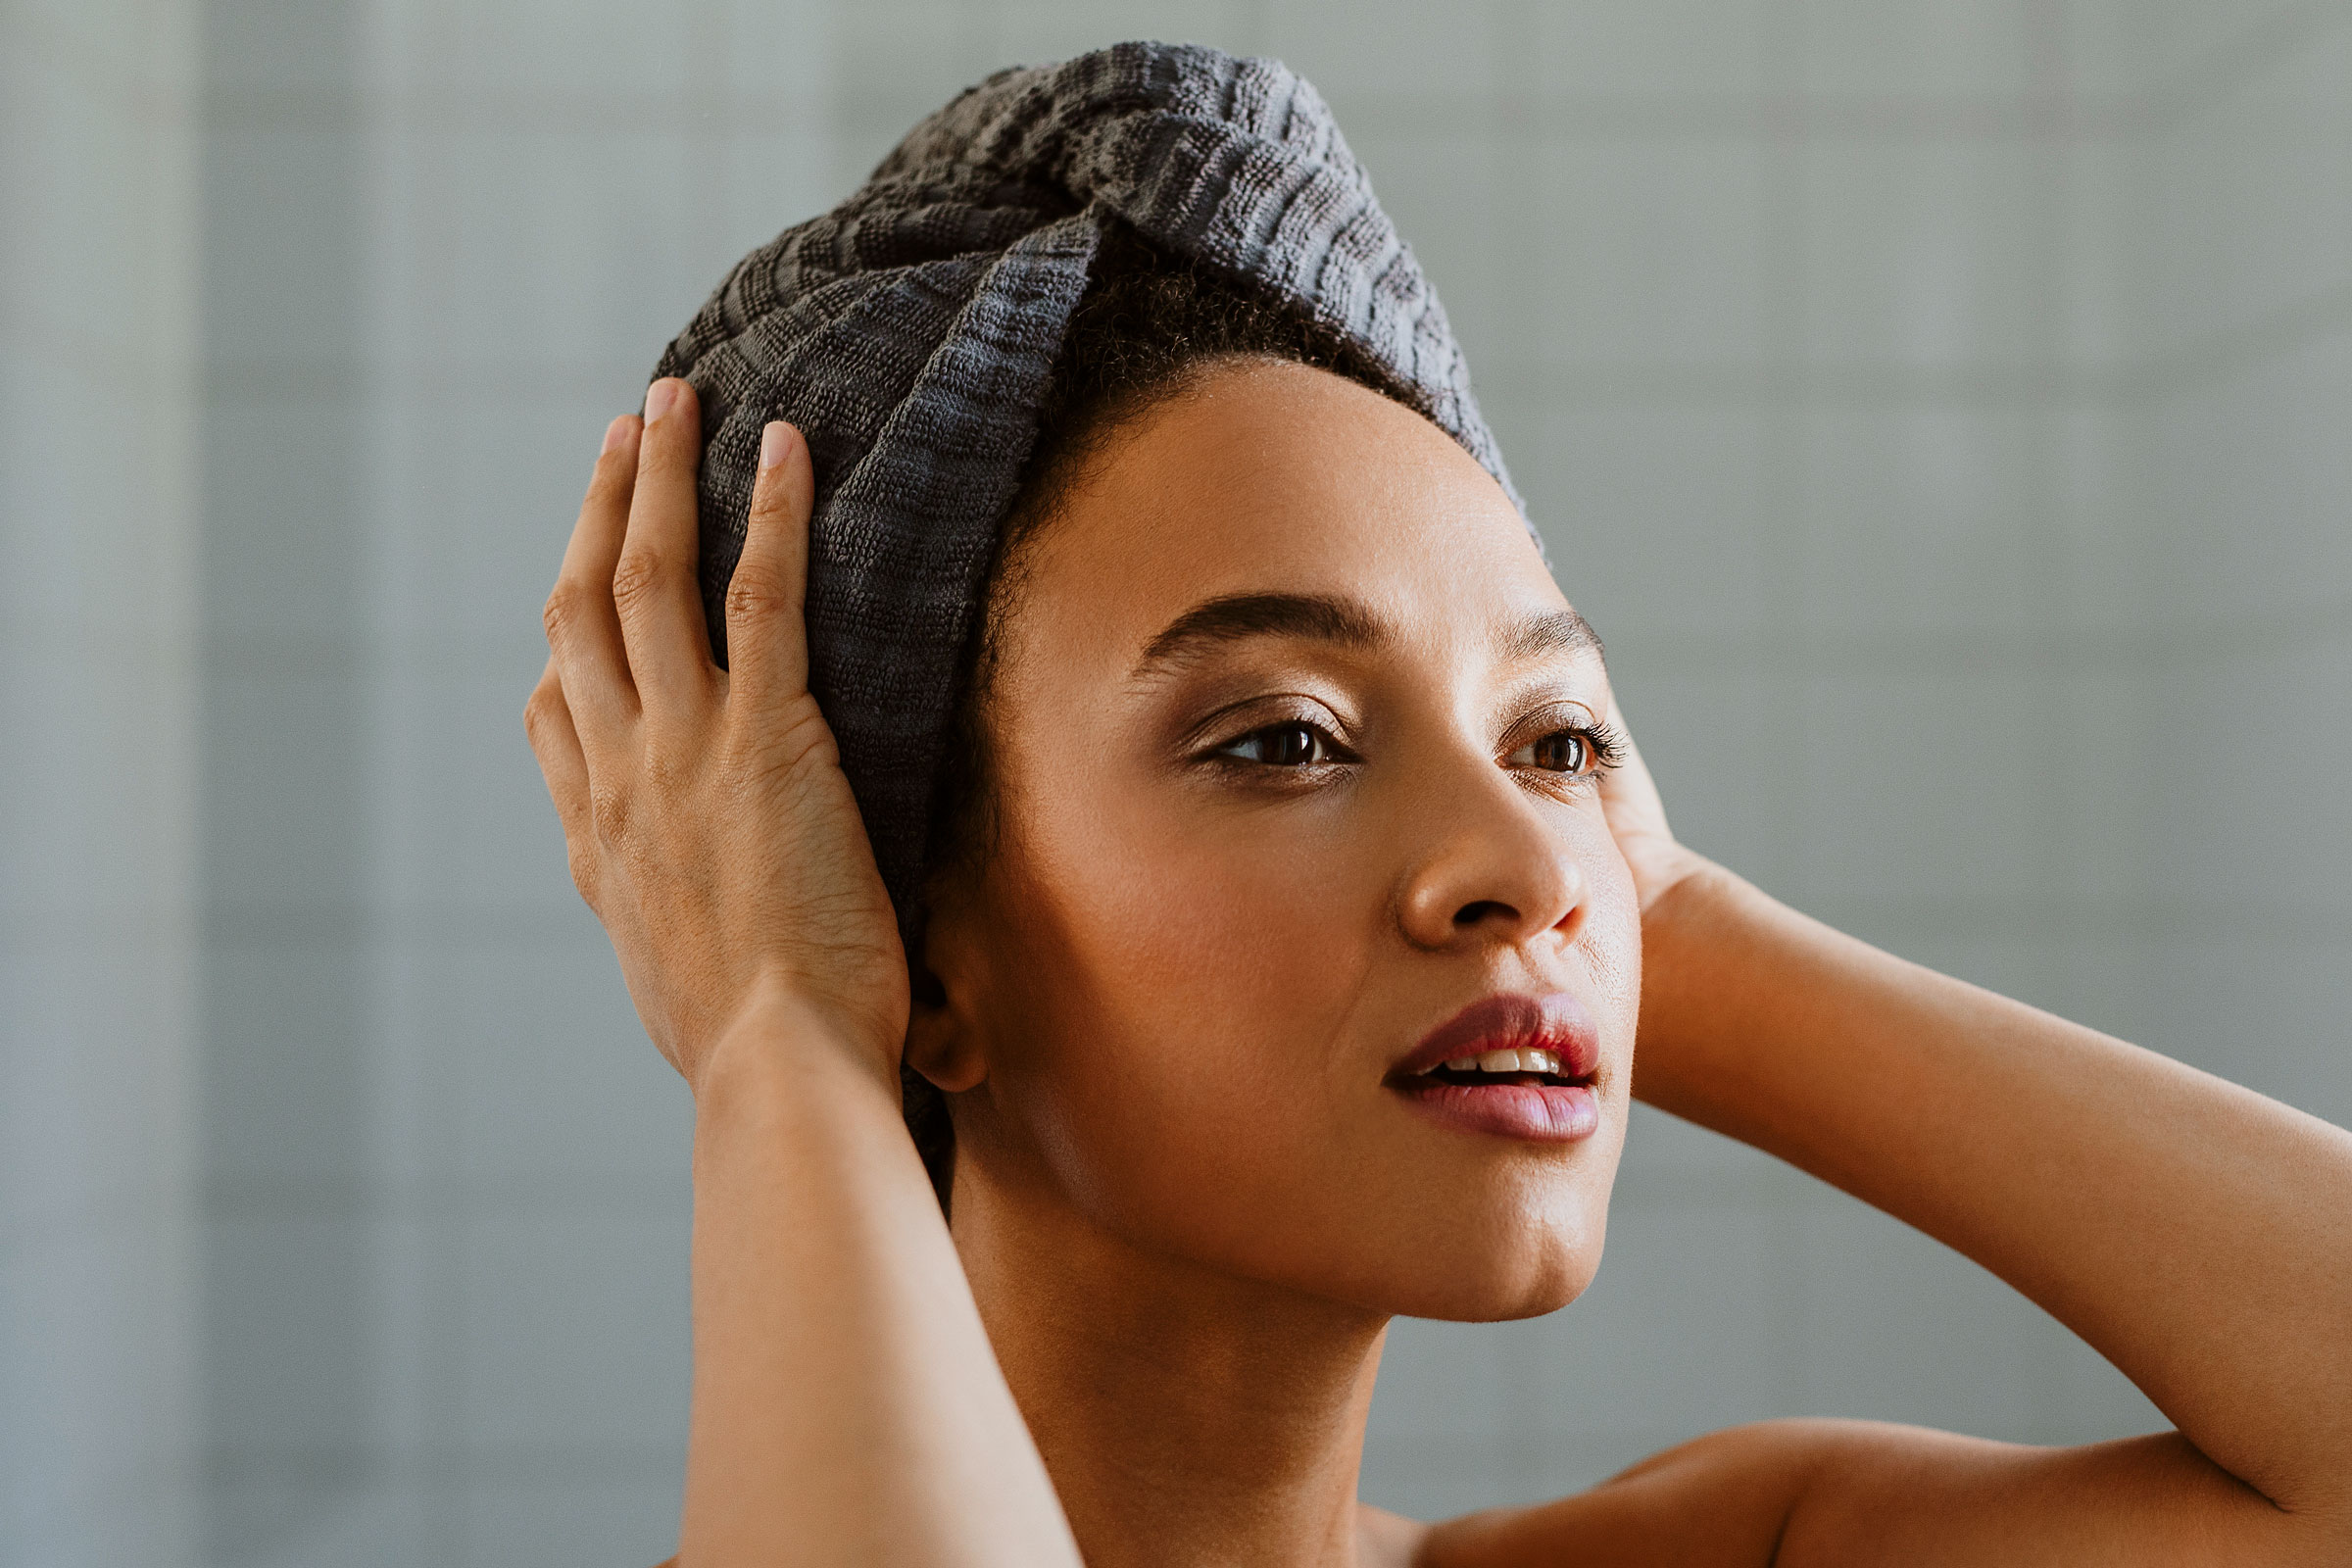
[1526,1048,1560,1075]
[1477,1049,1522,1073]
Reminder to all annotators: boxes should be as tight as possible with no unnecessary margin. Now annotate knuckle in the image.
[521,682,560,738]
[587,780,632,843]
[608,552,668,616]
[564,840,601,906]
[639,744,691,796]
[723,706,836,795]
[644,423,694,470]
[722,564,792,623]
[541,582,583,642]
[747,469,794,516]
[589,438,635,485]
[767,708,838,774]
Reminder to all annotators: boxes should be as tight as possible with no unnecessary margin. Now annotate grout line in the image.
[2020,0,2075,1063]
[1755,0,1810,913]
[2012,0,2130,1415]
[190,1174,689,1224]
[198,1440,686,1488]
[1757,0,1815,1419]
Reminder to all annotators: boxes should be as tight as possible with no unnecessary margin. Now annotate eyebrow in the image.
[1498,607,1605,665]
[1133,592,1389,676]
[1131,591,1605,677]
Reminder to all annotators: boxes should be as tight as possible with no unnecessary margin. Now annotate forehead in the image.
[1008,360,1562,662]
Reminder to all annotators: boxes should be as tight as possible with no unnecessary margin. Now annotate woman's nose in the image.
[1394,762,1588,955]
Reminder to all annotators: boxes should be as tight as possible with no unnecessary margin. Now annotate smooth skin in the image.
[526,367,2352,1567]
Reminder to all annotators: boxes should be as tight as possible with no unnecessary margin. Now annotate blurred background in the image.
[6,0,2348,1563]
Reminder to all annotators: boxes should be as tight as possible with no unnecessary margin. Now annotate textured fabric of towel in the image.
[655,39,1522,927]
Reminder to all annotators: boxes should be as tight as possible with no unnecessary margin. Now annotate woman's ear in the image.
[904,892,990,1094]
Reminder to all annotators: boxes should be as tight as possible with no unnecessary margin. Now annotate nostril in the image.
[1452,899,1517,928]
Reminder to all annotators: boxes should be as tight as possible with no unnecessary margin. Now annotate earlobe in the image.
[905,906,990,1093]
[905,986,989,1093]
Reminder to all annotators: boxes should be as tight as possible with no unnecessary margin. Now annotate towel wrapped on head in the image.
[656,39,1523,931]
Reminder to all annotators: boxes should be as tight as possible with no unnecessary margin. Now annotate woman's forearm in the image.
[678,1000,1081,1567]
[1634,867,2352,1518]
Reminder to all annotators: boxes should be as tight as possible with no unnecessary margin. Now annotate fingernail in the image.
[644,378,679,423]
[601,415,631,455]
[759,420,792,471]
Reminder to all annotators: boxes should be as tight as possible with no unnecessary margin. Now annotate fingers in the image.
[522,659,600,906]
[724,420,816,715]
[613,376,717,710]
[1596,692,1675,841]
[545,415,641,732]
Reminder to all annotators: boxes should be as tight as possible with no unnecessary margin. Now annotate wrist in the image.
[1631,860,1775,1104]
[1641,854,1752,934]
[1626,839,1728,917]
[693,974,905,1105]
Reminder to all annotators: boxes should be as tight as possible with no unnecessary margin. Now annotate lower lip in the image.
[1391,1081,1600,1143]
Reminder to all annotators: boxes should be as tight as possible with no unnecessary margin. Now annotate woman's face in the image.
[925,360,1640,1321]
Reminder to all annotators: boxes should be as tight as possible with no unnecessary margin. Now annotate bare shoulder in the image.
[1412,1419,2317,1568]
[1411,1419,1862,1568]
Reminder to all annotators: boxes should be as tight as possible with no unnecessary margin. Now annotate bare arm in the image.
[1640,867,2352,1537]
[1435,712,2352,1567]
[678,1002,1078,1565]
[526,385,1080,1566]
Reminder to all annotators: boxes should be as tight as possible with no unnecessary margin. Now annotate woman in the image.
[524,44,2352,1567]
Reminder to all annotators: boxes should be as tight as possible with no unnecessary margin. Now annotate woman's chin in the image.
[1372,1229,1604,1323]
[1250,1195,1609,1324]
[1332,1139,1620,1320]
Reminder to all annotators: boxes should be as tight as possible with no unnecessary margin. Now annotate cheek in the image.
[979,788,1380,1217]
[1575,816,1644,1054]
[1091,802,1368,1031]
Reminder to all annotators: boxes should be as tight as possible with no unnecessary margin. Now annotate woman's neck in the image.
[952,1168,1396,1568]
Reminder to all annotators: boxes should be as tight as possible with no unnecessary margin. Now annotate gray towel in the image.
[656,40,1521,921]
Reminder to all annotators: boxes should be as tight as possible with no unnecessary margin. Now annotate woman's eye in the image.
[1509,729,1592,774]
[1217,722,1335,767]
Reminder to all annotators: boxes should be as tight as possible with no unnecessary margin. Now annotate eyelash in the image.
[1506,717,1626,779]
[1203,716,1624,781]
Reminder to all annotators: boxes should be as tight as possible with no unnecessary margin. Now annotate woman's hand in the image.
[524,382,1080,1567]
[523,377,908,1094]
[1593,694,1715,914]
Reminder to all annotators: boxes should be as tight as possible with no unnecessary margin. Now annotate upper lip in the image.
[1388,992,1601,1082]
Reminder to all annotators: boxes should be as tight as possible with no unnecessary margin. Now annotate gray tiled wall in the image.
[6,2,2348,1564]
